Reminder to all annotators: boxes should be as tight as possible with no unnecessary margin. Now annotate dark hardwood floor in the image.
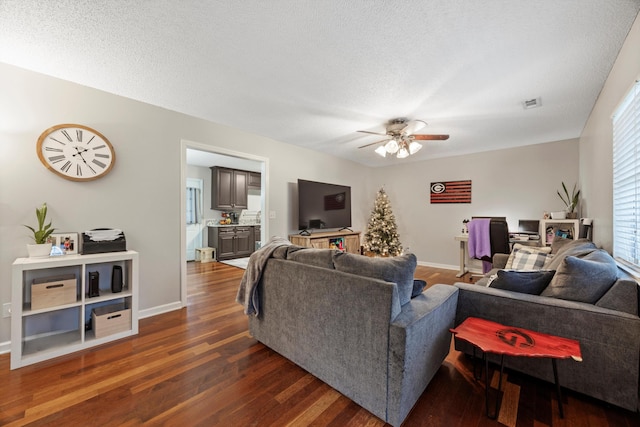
[1,262,638,426]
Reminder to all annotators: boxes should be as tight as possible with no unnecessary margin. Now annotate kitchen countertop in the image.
[207,223,260,227]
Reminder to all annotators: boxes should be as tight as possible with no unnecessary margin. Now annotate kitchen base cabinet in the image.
[209,226,254,260]
[11,251,139,369]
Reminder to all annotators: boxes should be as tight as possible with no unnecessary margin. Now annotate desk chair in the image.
[468,217,511,280]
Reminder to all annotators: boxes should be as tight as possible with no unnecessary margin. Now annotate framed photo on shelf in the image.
[51,232,79,255]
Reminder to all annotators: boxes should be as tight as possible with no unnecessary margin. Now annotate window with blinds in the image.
[186,186,202,225]
[613,80,640,269]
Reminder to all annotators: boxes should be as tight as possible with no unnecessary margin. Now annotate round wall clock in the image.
[36,124,116,181]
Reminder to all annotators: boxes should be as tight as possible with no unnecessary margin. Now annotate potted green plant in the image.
[24,203,55,257]
[557,182,580,219]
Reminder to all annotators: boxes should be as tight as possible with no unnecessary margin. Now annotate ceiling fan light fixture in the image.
[358,118,449,159]
[408,141,422,154]
[397,146,410,158]
[385,139,399,154]
[402,119,427,135]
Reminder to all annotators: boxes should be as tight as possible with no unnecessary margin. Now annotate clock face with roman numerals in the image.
[36,124,115,181]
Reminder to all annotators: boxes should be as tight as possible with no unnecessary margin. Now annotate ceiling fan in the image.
[357,118,449,158]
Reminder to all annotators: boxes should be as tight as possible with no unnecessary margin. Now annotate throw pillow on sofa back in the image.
[412,279,426,298]
[505,243,551,269]
[510,250,549,270]
[332,252,417,305]
[488,270,555,295]
[541,249,618,303]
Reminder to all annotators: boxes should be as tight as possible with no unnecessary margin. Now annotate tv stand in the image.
[298,229,311,236]
[339,227,353,232]
[289,230,361,254]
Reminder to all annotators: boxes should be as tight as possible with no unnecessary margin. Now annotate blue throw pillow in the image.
[488,270,555,295]
[412,279,426,298]
[541,249,618,303]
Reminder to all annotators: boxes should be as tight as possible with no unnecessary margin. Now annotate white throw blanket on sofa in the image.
[236,236,292,316]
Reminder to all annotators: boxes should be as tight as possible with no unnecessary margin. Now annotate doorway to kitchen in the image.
[185,177,204,261]
[180,139,268,307]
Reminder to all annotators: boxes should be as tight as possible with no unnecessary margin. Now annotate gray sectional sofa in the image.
[454,238,640,411]
[244,245,459,427]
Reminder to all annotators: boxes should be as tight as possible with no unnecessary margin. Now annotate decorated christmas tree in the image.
[364,188,403,256]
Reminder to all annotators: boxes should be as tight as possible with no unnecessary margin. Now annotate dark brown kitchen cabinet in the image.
[209,226,253,260]
[211,167,248,209]
[248,172,261,189]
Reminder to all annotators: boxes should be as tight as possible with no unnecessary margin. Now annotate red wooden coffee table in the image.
[450,317,582,419]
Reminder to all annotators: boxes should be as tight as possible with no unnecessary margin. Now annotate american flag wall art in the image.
[430,180,472,204]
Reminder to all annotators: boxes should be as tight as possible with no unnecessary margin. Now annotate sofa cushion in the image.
[505,244,551,269]
[549,237,594,254]
[549,237,575,254]
[488,270,555,295]
[543,239,598,270]
[541,249,618,303]
[287,248,337,269]
[595,278,639,316]
[333,252,417,305]
[510,250,549,270]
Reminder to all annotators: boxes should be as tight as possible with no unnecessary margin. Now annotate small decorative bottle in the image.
[462,219,470,234]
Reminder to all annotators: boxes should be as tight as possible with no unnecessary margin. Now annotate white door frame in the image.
[180,139,269,307]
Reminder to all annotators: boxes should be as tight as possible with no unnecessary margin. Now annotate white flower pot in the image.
[550,211,566,219]
[27,243,52,258]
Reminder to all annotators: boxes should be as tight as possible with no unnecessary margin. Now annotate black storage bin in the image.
[80,229,126,254]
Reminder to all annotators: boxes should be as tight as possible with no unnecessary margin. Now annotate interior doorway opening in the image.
[180,140,268,307]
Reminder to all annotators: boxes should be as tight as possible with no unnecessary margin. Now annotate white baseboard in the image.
[0,340,10,355]
[139,301,184,319]
[417,260,459,270]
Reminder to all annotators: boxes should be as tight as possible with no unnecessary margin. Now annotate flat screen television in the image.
[298,179,352,232]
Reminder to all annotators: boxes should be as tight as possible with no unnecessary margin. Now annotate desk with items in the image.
[456,218,583,277]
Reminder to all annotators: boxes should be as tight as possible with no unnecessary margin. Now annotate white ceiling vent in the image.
[522,97,542,109]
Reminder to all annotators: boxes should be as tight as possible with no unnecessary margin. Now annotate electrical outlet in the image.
[269,210,276,219]
[2,303,10,318]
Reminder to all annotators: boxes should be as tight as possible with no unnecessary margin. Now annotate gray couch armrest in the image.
[454,282,640,411]
[387,284,458,426]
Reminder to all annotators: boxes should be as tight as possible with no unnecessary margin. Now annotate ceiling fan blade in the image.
[358,138,391,149]
[357,130,388,136]
[401,119,427,135]
[412,134,450,141]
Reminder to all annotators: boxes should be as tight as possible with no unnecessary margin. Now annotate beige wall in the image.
[372,139,579,268]
[0,63,371,345]
[579,13,640,252]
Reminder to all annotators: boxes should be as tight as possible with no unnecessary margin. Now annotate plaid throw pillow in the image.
[505,244,551,269]
[511,250,548,270]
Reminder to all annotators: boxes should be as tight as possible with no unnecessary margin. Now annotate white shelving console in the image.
[539,219,580,246]
[11,250,138,369]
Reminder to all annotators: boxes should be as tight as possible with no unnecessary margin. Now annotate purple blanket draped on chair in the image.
[468,218,493,273]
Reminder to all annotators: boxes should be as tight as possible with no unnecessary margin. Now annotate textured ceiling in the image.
[1,1,639,167]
